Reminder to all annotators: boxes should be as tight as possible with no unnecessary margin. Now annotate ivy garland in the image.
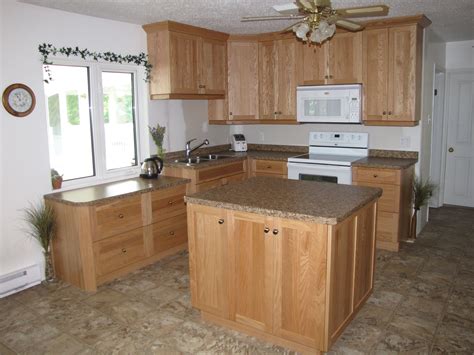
[38,43,152,83]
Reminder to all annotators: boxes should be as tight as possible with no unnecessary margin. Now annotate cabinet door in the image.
[388,25,419,122]
[200,38,226,95]
[301,42,328,85]
[228,41,259,120]
[169,32,200,94]
[328,32,362,84]
[231,211,274,332]
[187,204,231,318]
[272,218,328,349]
[258,41,276,119]
[363,28,389,121]
[275,38,298,120]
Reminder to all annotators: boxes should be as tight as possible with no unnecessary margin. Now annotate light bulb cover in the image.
[295,22,310,39]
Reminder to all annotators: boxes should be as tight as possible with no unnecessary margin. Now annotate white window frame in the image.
[44,58,145,190]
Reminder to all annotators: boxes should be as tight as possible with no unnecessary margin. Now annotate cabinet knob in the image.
[198,84,206,89]
[383,111,387,115]
[329,75,333,79]
[229,112,233,116]
[325,75,329,79]
[267,165,272,169]
[168,200,174,205]
[218,219,225,224]
[169,231,175,236]
[448,147,454,153]
[118,213,124,219]
[273,229,279,235]
[264,227,270,233]
[121,248,127,253]
[274,111,278,115]
[388,111,392,115]
[373,174,378,178]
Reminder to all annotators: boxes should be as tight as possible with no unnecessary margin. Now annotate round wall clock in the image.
[2,83,36,117]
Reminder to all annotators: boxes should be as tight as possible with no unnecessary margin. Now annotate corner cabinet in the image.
[187,202,377,353]
[143,21,228,99]
[362,24,424,126]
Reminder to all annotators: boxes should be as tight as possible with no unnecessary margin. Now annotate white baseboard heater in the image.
[0,264,42,298]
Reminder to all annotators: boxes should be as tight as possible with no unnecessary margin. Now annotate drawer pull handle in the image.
[264,227,270,233]
[267,166,272,169]
[118,213,124,219]
[273,229,279,236]
[373,174,378,178]
[169,231,175,236]
[218,219,225,225]
[121,248,127,253]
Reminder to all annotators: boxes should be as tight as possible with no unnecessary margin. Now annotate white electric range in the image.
[287,132,369,185]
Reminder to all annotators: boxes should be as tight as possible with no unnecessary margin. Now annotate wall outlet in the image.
[259,132,265,142]
[400,136,411,148]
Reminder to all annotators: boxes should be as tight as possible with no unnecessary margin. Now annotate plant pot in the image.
[43,250,55,282]
[409,209,418,239]
[157,145,166,160]
[52,178,62,190]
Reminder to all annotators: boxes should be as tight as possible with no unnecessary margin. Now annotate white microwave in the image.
[296,84,362,123]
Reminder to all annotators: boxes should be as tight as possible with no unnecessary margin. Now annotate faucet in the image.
[185,138,209,159]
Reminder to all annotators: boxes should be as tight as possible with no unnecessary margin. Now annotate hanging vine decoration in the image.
[38,43,152,83]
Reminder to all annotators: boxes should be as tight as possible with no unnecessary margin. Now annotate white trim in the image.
[43,59,146,191]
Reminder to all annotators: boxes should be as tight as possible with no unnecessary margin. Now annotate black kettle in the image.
[139,156,163,179]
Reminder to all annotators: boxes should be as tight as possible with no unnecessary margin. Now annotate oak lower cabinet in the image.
[249,159,288,179]
[353,165,414,251]
[164,160,246,194]
[47,184,188,291]
[187,202,377,353]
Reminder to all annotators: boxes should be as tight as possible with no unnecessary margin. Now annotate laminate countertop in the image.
[185,176,382,225]
[44,176,190,206]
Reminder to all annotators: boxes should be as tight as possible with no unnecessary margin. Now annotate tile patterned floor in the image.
[1,206,473,354]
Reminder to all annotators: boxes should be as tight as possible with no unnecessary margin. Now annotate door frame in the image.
[439,68,474,207]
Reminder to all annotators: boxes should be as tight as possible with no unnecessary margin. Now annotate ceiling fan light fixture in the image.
[310,28,323,43]
[295,22,310,39]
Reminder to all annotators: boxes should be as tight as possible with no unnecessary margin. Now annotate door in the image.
[387,25,420,122]
[272,218,328,348]
[227,41,259,120]
[231,211,274,332]
[187,204,231,318]
[444,71,474,207]
[275,38,298,120]
[301,42,328,85]
[169,32,200,94]
[363,28,389,121]
[200,38,226,95]
[258,41,276,119]
[328,32,362,84]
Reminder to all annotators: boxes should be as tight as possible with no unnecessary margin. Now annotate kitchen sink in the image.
[174,154,233,165]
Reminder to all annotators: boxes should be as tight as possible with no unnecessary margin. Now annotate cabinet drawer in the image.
[94,228,146,277]
[353,167,400,185]
[197,161,245,183]
[151,185,186,224]
[95,196,143,241]
[353,182,400,213]
[254,160,288,175]
[196,172,247,193]
[376,211,399,243]
[222,173,246,186]
[152,213,188,254]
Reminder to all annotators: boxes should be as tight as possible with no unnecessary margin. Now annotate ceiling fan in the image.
[241,0,389,43]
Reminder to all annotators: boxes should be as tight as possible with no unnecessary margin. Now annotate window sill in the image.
[51,170,141,193]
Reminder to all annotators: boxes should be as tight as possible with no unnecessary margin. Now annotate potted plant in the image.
[148,123,166,159]
[410,177,437,239]
[23,201,56,282]
[51,168,63,190]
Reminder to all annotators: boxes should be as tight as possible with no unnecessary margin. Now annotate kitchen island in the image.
[185,177,381,353]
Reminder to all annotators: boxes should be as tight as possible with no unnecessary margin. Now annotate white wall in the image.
[0,0,5,274]
[446,40,474,69]
[148,100,229,154]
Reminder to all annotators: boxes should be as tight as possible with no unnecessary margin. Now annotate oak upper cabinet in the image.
[301,32,362,85]
[363,24,424,125]
[258,38,298,121]
[143,21,228,99]
[228,40,259,120]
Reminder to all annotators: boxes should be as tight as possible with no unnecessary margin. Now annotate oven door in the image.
[287,162,352,185]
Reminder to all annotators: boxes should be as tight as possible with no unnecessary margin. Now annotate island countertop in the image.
[185,176,382,225]
[44,176,190,206]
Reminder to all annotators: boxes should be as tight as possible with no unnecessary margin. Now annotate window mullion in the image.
[90,64,106,178]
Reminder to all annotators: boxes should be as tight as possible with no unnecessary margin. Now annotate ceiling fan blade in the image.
[336,5,389,18]
[296,0,315,11]
[281,20,305,33]
[314,0,332,8]
[241,15,305,22]
[336,19,364,31]
[273,3,301,15]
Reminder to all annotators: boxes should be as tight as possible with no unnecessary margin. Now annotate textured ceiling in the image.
[19,0,474,41]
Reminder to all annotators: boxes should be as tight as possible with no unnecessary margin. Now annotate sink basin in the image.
[174,154,233,165]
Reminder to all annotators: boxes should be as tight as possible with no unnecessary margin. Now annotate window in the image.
[44,63,140,185]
